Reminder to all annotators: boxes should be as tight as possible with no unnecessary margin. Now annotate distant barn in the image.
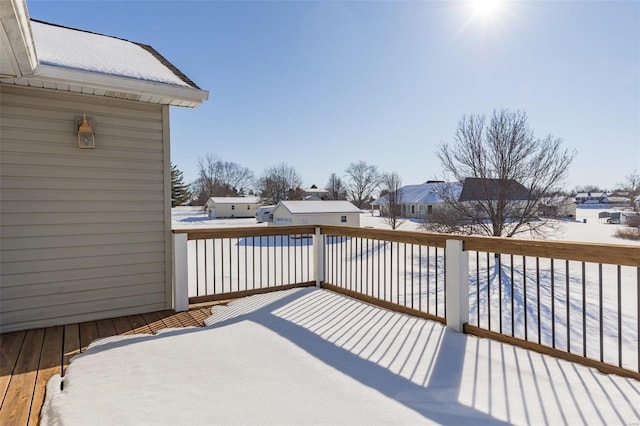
[271,201,361,227]
[205,197,261,218]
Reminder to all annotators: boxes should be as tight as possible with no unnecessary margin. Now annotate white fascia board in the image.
[34,64,209,107]
[0,0,38,77]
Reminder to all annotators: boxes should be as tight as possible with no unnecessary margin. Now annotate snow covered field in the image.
[172,205,639,245]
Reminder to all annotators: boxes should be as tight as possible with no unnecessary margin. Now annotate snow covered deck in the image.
[0,304,214,425]
[2,288,639,425]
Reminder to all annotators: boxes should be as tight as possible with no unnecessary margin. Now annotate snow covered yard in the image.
[172,205,640,246]
[41,288,640,425]
[39,207,637,423]
[174,206,639,372]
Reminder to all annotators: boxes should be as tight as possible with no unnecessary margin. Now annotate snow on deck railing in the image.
[173,226,640,379]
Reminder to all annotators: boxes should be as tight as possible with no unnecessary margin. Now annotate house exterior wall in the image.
[206,201,259,218]
[272,210,360,227]
[379,202,437,219]
[0,84,171,332]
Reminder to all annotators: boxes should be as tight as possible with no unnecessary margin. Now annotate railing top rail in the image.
[319,225,449,248]
[174,225,640,267]
[173,225,316,240]
[321,225,640,267]
[460,235,640,267]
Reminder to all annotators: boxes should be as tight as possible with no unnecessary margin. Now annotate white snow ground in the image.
[41,288,640,425]
[40,208,639,424]
[171,206,640,245]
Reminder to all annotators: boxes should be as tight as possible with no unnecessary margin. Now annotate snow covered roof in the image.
[277,200,361,214]
[207,197,261,205]
[458,178,530,202]
[606,196,631,203]
[1,2,208,107]
[31,21,193,88]
[372,182,460,205]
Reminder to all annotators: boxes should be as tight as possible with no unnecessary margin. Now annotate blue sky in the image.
[28,0,639,191]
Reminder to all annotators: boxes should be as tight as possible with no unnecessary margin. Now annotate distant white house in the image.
[205,197,261,218]
[635,195,640,210]
[371,181,460,218]
[302,187,331,200]
[271,201,361,227]
[575,192,630,207]
[575,192,607,205]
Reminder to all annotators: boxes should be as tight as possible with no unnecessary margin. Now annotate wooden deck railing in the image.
[173,225,640,379]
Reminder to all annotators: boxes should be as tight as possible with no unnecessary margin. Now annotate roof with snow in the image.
[372,182,461,205]
[207,197,261,205]
[31,20,195,88]
[1,2,207,107]
[606,196,631,203]
[276,200,361,214]
[303,188,330,194]
[458,178,530,202]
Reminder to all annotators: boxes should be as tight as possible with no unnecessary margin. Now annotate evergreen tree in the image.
[171,163,192,207]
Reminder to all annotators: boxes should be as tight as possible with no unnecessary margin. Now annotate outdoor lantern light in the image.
[76,113,95,149]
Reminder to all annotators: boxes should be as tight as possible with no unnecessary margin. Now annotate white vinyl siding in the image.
[0,84,170,332]
[271,210,361,227]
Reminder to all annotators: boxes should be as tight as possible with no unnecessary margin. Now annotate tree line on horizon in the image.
[172,109,639,237]
[172,153,397,211]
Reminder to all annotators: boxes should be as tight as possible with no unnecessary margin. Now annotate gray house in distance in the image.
[373,178,532,219]
[0,1,208,332]
[371,181,460,218]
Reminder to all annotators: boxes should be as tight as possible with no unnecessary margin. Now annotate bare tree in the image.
[573,185,605,195]
[325,173,347,200]
[618,170,640,207]
[192,154,254,205]
[257,163,303,204]
[437,109,576,237]
[380,172,404,230]
[421,204,471,235]
[345,161,382,209]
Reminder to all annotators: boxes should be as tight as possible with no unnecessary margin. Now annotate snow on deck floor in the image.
[41,288,639,425]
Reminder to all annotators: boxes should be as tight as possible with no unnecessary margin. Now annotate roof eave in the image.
[0,0,37,78]
[3,63,209,107]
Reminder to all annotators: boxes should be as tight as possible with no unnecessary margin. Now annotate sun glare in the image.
[471,0,504,19]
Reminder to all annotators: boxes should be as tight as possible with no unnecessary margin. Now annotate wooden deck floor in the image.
[0,305,215,426]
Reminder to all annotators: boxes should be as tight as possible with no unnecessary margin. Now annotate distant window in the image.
[427,205,433,214]
[231,205,235,210]
[247,205,251,209]
[411,205,415,214]
[341,215,347,223]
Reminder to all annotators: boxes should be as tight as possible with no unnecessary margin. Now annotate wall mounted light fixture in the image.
[76,113,95,149]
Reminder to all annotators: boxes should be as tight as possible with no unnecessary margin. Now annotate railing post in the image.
[445,239,469,332]
[172,233,189,312]
[313,226,324,287]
